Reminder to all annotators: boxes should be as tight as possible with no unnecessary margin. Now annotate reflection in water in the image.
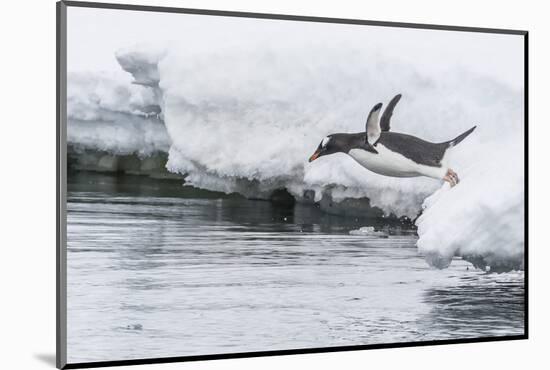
[66,172,524,363]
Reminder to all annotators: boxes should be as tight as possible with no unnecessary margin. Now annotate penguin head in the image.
[309,135,340,162]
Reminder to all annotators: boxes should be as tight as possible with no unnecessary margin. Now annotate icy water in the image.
[66,172,525,363]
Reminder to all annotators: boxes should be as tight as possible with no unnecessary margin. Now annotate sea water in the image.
[66,172,524,363]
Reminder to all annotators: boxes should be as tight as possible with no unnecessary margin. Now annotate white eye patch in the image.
[321,137,330,148]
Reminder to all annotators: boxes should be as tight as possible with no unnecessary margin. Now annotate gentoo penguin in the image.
[308,94,476,186]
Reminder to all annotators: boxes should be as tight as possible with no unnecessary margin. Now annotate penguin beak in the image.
[309,150,321,162]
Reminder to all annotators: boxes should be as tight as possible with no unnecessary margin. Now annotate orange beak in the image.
[309,150,321,162]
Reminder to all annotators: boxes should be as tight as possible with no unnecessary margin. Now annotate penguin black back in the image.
[377,132,448,167]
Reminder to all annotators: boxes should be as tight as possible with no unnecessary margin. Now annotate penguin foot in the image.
[443,169,459,187]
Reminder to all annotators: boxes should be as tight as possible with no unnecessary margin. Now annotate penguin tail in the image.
[447,125,476,148]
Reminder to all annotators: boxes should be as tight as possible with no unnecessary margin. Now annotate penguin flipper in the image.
[362,142,379,154]
[380,94,402,132]
[365,102,383,145]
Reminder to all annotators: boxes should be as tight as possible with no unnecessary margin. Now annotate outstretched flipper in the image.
[365,103,383,151]
[362,142,379,154]
[380,94,402,132]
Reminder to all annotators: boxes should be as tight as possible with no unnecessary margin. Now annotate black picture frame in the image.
[56,1,529,368]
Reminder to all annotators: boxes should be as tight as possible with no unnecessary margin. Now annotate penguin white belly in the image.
[348,145,446,179]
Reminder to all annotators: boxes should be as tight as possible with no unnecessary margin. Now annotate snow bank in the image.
[67,69,169,156]
[416,135,524,271]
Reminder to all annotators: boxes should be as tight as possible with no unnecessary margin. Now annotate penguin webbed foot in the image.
[444,169,459,187]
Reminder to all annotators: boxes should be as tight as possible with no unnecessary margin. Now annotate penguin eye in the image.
[321,137,330,148]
